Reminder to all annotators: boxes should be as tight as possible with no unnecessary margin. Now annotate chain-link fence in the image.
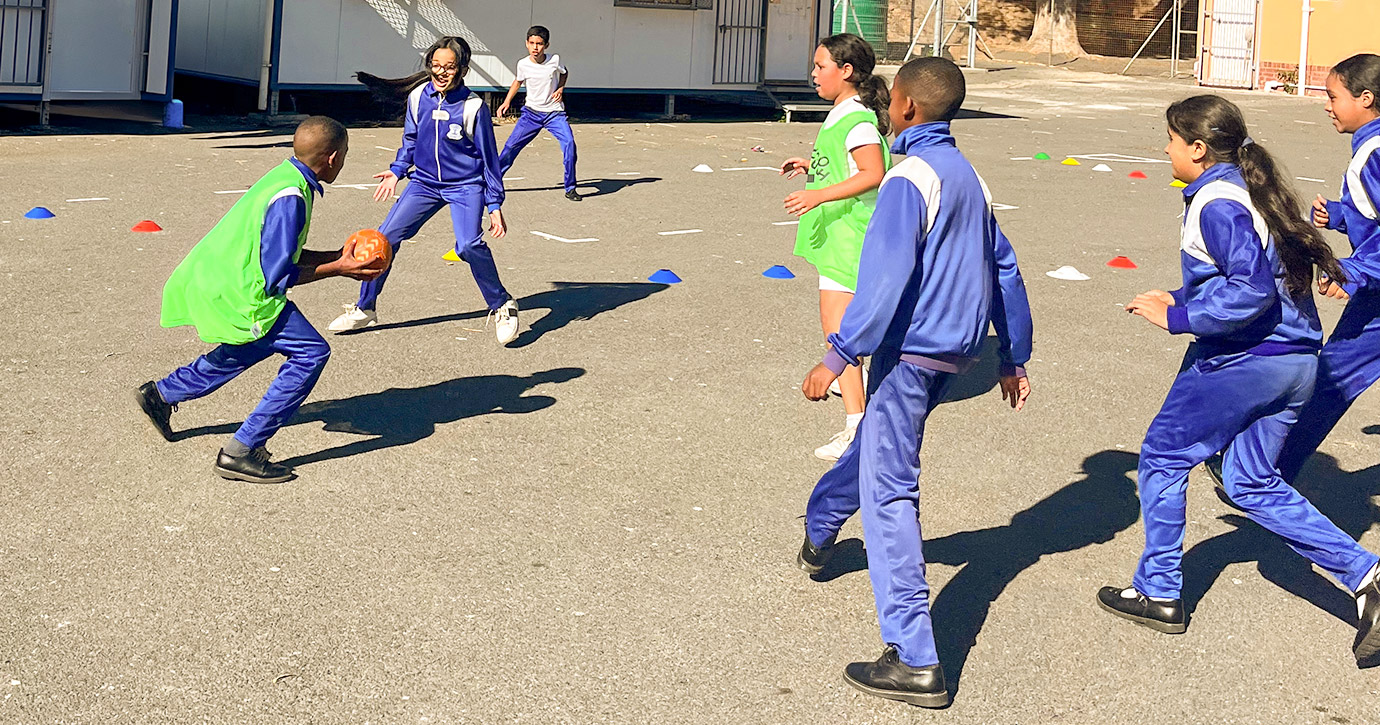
[834,0,1198,65]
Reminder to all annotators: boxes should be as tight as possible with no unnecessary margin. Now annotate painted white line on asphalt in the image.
[1010,156,1034,161]
[1297,177,1327,183]
[375,146,396,151]
[214,189,248,195]
[531,230,597,243]
[992,203,1019,211]
[720,166,778,172]
[1071,153,1170,165]
[658,229,703,236]
[66,197,109,202]
[502,176,525,181]
[772,221,799,226]
[616,171,642,176]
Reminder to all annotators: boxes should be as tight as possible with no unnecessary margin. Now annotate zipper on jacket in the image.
[435,90,444,184]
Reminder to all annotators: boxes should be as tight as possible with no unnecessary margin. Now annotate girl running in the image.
[1096,95,1380,669]
[780,33,891,461]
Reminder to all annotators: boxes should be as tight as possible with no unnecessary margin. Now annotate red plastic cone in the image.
[132,220,162,232]
[1129,171,1148,179]
[1107,256,1138,269]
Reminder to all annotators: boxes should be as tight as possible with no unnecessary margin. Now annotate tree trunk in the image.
[1026,0,1086,57]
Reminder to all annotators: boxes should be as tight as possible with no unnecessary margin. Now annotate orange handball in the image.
[349,228,393,270]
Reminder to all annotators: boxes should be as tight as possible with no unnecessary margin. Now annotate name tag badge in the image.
[431,109,450,121]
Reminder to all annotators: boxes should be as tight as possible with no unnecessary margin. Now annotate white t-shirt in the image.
[517,53,567,113]
[823,96,885,177]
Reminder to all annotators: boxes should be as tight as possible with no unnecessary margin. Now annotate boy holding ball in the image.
[135,116,385,484]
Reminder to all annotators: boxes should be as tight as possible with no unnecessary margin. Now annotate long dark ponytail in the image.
[356,36,473,104]
[820,33,890,135]
[1166,94,1344,298]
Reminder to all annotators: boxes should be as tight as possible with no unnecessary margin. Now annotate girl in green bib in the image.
[781,33,891,461]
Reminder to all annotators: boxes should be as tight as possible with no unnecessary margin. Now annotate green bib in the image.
[793,108,890,291]
[161,160,314,344]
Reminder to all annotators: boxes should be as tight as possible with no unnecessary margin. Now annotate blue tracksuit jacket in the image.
[821,121,1033,377]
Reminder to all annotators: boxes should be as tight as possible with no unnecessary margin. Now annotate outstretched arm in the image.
[497,78,522,117]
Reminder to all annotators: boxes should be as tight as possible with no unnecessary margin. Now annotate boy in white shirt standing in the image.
[497,25,581,202]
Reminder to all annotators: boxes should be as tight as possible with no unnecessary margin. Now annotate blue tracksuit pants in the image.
[805,351,953,668]
[1278,299,1380,483]
[356,179,509,312]
[498,108,578,192]
[155,302,330,450]
[1134,348,1378,599]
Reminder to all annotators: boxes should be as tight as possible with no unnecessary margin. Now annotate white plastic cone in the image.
[1046,265,1091,281]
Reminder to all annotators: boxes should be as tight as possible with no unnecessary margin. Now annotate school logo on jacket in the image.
[446,123,465,141]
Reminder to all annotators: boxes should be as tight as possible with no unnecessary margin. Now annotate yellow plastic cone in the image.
[1061,158,1081,166]
[442,249,461,261]
[1170,179,1188,188]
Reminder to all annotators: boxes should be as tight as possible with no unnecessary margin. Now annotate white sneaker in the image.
[491,299,519,345]
[327,304,377,333]
[814,426,857,462]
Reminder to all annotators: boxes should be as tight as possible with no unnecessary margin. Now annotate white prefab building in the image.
[175,0,828,111]
[0,0,178,119]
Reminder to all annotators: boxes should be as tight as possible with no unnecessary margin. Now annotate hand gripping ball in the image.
[349,229,393,271]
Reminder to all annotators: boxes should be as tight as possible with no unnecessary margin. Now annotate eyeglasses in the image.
[430,64,458,74]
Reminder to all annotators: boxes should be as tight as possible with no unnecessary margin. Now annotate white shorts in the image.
[819,275,855,294]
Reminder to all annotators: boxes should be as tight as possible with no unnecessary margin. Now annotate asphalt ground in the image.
[3,66,1379,723]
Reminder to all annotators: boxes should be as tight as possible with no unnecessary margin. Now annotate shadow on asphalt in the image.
[1183,451,1380,625]
[175,367,586,468]
[808,450,1141,698]
[356,281,667,348]
[503,176,662,198]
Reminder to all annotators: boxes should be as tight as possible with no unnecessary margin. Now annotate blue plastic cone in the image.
[24,206,55,219]
[648,269,682,284]
[763,265,795,279]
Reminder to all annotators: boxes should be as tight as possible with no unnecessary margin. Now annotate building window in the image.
[614,0,713,9]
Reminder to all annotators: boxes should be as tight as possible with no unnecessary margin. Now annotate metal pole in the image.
[1171,0,1181,77]
[966,0,977,68]
[840,0,849,32]
[1297,0,1312,96]
[933,0,944,57]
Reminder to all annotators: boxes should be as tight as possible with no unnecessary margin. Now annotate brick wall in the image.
[1257,60,1331,96]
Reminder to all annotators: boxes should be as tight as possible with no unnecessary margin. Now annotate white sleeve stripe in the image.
[1346,136,1380,220]
[268,187,304,204]
[884,156,942,236]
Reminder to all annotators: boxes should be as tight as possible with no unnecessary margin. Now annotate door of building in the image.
[764,0,817,83]
[714,0,766,85]
[1201,0,1258,88]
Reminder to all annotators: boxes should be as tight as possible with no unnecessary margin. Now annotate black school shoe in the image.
[1354,574,1380,668]
[1097,585,1187,634]
[796,532,836,575]
[135,381,175,441]
[564,189,583,202]
[214,447,294,484]
[843,646,949,709]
